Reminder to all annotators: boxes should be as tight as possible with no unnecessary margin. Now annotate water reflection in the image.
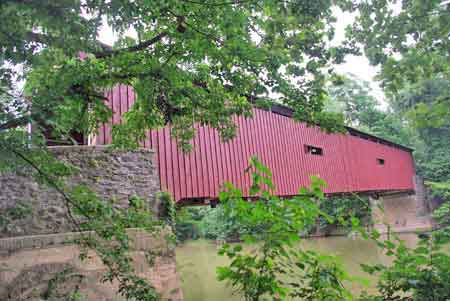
[176,233,419,301]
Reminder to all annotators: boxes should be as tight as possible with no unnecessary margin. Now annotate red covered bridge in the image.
[90,85,416,204]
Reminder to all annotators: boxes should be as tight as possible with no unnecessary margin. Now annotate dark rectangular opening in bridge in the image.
[305,145,323,156]
[377,158,385,165]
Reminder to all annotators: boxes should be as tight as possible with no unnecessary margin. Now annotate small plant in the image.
[68,289,85,301]
[0,201,32,230]
[41,268,73,300]
[217,157,353,301]
[157,191,177,231]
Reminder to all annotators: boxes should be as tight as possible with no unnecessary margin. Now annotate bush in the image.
[359,231,450,301]
[174,207,204,242]
[318,195,371,233]
[174,194,372,241]
[217,157,354,301]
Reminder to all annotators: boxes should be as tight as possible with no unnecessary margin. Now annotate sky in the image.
[97,7,386,105]
[331,8,386,105]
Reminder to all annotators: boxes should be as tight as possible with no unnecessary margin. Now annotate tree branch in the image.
[94,32,168,59]
[180,0,257,6]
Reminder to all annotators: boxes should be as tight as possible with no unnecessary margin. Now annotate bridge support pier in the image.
[369,176,433,234]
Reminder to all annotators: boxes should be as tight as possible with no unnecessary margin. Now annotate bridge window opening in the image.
[377,158,385,165]
[305,145,323,156]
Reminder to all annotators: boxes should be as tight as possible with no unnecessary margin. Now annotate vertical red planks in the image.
[98,87,416,203]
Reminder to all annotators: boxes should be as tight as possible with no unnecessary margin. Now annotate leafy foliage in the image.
[360,240,450,300]
[0,0,352,151]
[196,205,243,241]
[175,207,205,242]
[397,79,450,131]
[429,181,450,238]
[358,171,450,301]
[327,75,384,127]
[359,219,450,301]
[427,181,450,203]
[175,204,261,242]
[349,1,450,130]
[175,193,372,240]
[41,267,84,301]
[157,191,177,232]
[67,185,164,300]
[326,72,450,301]
[327,74,413,146]
[394,79,450,187]
[318,194,371,233]
[217,157,353,301]
[349,1,450,92]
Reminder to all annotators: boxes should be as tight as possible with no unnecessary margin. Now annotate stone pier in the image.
[370,176,433,233]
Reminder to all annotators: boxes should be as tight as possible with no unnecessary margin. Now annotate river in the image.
[175,233,419,301]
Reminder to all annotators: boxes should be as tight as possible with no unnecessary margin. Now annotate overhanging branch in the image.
[94,32,168,59]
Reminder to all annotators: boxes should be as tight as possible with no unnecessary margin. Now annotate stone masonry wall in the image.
[0,146,161,237]
[0,229,183,300]
[0,146,183,300]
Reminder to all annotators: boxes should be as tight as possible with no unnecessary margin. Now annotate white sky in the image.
[331,8,386,106]
[97,7,386,105]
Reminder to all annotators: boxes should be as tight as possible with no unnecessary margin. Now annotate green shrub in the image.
[156,192,176,230]
[217,157,354,301]
[174,207,204,242]
[318,195,371,233]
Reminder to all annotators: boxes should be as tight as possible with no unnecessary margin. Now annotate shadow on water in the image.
[175,233,419,301]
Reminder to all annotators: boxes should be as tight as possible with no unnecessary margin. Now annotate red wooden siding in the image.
[93,87,416,203]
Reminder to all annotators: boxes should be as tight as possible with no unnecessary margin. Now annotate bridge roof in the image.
[267,103,413,153]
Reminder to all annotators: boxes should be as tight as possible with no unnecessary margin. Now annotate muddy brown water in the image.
[176,233,419,301]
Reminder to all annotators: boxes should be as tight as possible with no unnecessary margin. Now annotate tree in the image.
[1,0,350,151]
[327,74,382,127]
[349,0,450,127]
[347,6,450,295]
[327,74,413,146]
[393,78,450,198]
[0,1,355,300]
